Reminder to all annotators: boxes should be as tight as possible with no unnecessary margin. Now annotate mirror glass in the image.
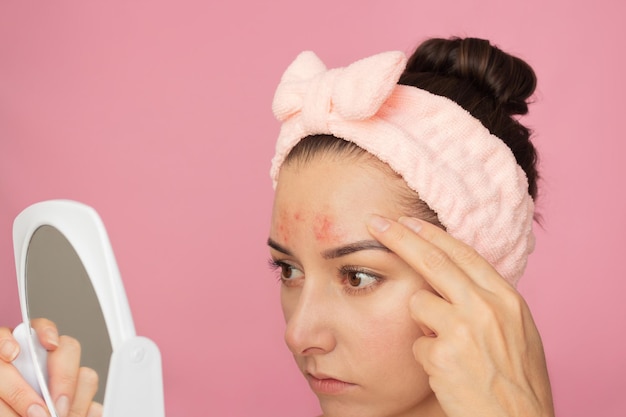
[25,225,112,404]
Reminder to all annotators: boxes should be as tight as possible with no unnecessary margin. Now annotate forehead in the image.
[270,157,406,247]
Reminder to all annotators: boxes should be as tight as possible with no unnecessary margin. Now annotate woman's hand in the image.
[367,215,554,417]
[0,319,102,417]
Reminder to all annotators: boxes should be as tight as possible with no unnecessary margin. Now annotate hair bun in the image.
[404,37,536,116]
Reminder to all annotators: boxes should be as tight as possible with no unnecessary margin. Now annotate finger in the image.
[67,368,99,417]
[87,402,103,417]
[0,328,20,362]
[0,400,20,417]
[410,289,452,336]
[399,217,508,292]
[30,319,60,351]
[367,214,473,303]
[47,336,81,416]
[0,361,50,417]
[412,334,438,375]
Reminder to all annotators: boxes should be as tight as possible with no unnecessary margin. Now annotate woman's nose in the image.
[284,281,337,356]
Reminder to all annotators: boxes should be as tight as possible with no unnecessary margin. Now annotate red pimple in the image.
[313,214,342,243]
[278,224,289,244]
[276,209,292,244]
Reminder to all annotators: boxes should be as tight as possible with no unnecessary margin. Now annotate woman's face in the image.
[269,154,440,417]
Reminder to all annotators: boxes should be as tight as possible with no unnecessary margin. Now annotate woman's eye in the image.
[280,263,300,279]
[270,259,304,281]
[344,269,379,289]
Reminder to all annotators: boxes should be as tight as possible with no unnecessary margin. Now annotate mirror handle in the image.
[12,323,53,411]
[103,336,165,417]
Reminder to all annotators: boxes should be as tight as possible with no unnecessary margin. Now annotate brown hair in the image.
[283,37,539,224]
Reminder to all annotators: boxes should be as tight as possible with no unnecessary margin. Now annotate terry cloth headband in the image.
[270,50,535,286]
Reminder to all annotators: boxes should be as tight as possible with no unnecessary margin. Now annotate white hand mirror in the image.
[12,200,165,417]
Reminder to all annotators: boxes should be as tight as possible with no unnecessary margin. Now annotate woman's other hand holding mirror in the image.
[0,319,102,417]
[0,324,49,417]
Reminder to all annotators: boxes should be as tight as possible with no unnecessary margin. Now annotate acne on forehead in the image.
[275,209,293,243]
[274,209,345,245]
[313,213,345,244]
[274,209,308,243]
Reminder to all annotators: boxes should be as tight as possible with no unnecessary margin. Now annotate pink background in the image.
[1,1,624,416]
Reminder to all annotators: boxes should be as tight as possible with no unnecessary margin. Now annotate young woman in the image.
[0,37,554,417]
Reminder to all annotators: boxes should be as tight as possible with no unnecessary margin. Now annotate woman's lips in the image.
[306,373,356,395]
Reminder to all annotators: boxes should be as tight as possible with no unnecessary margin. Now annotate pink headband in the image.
[270,51,535,286]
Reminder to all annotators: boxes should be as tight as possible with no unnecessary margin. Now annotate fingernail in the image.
[27,404,49,417]
[0,339,19,361]
[44,327,59,347]
[55,395,70,417]
[399,216,422,233]
[367,215,390,232]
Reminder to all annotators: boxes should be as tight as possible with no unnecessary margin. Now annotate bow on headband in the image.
[272,51,408,132]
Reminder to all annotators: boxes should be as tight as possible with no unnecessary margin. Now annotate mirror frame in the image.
[14,200,164,417]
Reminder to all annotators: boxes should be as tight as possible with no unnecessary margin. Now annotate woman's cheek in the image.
[280,286,299,322]
[351,283,422,349]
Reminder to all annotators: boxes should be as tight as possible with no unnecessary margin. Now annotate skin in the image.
[270,153,554,417]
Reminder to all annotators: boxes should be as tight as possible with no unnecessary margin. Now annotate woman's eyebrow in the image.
[322,240,390,259]
[267,238,292,255]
